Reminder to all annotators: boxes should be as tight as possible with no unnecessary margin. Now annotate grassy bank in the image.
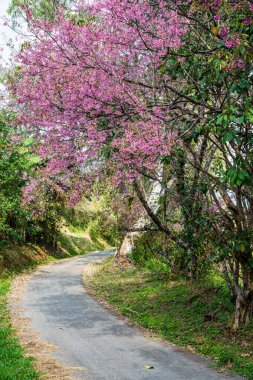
[0,245,48,380]
[87,257,253,379]
[0,227,109,380]
[0,274,40,380]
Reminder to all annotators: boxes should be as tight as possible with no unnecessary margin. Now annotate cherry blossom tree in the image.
[8,0,253,328]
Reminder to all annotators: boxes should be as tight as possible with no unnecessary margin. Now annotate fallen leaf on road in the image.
[186,345,196,353]
[144,365,154,369]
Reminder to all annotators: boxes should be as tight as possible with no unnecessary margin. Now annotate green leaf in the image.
[222,132,234,143]
[238,116,245,124]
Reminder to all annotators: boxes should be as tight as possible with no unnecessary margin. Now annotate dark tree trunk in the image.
[233,264,253,330]
[233,289,253,330]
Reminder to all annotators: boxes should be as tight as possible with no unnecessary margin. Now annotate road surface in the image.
[22,250,244,380]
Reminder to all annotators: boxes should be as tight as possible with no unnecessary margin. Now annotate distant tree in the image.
[8,0,75,21]
[0,111,32,242]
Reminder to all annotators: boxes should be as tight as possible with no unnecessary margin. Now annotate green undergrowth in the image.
[88,257,253,379]
[0,246,46,380]
[0,227,110,380]
[58,227,110,256]
[0,274,41,380]
[0,242,61,379]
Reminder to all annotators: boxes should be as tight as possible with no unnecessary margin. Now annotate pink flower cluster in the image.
[225,34,241,48]
[11,0,187,204]
[226,58,246,72]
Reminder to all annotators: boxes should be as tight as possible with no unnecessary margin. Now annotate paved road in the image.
[23,250,244,380]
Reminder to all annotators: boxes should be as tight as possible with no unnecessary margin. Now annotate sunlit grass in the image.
[89,258,253,379]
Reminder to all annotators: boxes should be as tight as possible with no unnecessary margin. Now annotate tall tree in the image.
[8,0,253,328]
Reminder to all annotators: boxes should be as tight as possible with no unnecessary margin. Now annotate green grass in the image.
[58,227,110,256]
[0,243,60,380]
[88,258,253,379]
[0,274,40,380]
[0,228,111,380]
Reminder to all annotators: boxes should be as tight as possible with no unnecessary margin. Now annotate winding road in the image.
[22,250,244,380]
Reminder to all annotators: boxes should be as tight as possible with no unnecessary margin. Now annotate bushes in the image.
[63,195,121,248]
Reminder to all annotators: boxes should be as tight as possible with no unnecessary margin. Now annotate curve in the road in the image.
[22,250,244,380]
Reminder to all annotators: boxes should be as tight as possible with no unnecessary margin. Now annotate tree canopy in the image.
[3,0,253,329]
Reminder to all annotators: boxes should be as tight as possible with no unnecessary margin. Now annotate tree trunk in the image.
[114,219,146,267]
[233,265,253,330]
[115,175,163,264]
[233,289,253,330]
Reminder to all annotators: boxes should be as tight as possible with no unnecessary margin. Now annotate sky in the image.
[0,0,22,64]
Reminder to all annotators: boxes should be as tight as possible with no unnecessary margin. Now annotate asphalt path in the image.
[22,250,244,380]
